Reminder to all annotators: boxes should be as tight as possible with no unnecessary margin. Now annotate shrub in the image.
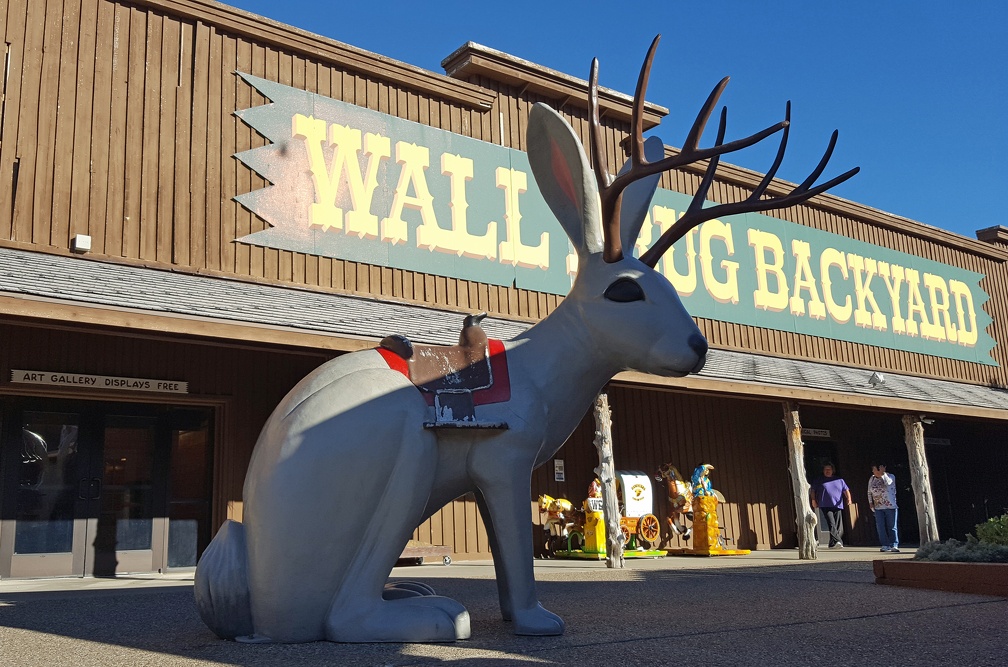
[911,513,1008,562]
[975,513,1008,546]
[914,536,1008,563]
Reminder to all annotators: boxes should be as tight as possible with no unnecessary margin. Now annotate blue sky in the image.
[227,0,1006,240]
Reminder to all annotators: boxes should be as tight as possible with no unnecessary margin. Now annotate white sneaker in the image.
[890,547,900,554]
[880,546,891,552]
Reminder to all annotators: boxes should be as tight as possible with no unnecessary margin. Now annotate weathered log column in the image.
[592,393,625,569]
[783,401,817,560]
[902,414,940,545]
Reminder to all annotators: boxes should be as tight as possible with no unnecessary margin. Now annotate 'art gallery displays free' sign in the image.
[11,370,188,394]
[232,73,995,366]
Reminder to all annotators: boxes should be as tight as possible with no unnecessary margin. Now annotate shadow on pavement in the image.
[0,561,1005,666]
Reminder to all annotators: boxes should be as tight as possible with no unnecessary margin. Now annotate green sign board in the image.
[234,73,996,366]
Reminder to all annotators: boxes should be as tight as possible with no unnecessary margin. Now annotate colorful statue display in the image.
[691,463,716,497]
[656,462,694,541]
[554,475,664,558]
[581,479,608,555]
[194,35,852,644]
[686,464,749,556]
[537,494,584,555]
[615,471,663,550]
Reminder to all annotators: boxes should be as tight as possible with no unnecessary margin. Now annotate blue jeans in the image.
[874,508,899,549]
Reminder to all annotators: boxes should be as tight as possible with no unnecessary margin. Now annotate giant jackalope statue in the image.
[195,35,857,644]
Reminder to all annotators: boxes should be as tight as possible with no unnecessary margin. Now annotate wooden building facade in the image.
[0,0,1005,577]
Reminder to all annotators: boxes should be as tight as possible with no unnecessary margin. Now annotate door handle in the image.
[89,478,101,500]
[78,478,90,500]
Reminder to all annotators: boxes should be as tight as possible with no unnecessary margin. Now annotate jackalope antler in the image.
[588,35,860,265]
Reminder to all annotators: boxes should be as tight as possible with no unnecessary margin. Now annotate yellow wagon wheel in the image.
[620,522,632,545]
[637,513,661,546]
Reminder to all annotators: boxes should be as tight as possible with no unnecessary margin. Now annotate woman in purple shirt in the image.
[810,463,852,548]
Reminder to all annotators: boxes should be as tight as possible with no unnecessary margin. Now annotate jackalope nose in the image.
[689,333,708,373]
[689,333,708,357]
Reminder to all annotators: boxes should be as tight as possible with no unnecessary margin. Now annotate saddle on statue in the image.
[377,313,510,429]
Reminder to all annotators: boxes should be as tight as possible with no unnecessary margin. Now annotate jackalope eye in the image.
[604,278,645,303]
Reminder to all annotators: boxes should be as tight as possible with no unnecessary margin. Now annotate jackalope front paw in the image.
[512,603,565,636]
[327,596,471,643]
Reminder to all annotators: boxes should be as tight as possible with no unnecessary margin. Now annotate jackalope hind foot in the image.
[512,604,565,636]
[383,580,438,599]
[326,596,471,643]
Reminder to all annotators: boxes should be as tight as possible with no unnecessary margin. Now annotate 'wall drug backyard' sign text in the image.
[233,73,995,365]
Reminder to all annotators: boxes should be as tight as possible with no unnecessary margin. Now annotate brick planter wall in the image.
[874,559,1008,597]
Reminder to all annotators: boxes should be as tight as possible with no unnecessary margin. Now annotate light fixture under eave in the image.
[868,371,886,387]
[71,234,92,254]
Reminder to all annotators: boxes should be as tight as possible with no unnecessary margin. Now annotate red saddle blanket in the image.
[376,338,511,407]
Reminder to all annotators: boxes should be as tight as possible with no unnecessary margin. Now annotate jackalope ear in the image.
[618,135,665,255]
[527,103,603,257]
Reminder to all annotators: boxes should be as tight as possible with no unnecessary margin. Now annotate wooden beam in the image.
[783,401,817,560]
[0,294,374,353]
[902,414,941,545]
[441,44,668,130]
[592,393,625,568]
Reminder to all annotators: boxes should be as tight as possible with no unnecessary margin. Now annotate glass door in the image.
[2,411,87,577]
[1,399,213,578]
[88,415,162,576]
[166,412,213,568]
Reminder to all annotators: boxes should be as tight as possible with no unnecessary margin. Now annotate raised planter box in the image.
[874,559,1008,597]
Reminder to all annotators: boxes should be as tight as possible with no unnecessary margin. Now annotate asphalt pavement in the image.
[0,547,1005,666]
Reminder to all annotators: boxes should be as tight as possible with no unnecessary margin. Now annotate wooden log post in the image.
[592,393,625,569]
[782,401,818,560]
[902,414,940,545]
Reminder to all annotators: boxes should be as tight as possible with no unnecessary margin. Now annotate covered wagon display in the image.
[552,474,665,560]
[615,471,664,553]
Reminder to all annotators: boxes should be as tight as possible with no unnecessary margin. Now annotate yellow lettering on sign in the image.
[653,206,698,296]
[496,167,549,269]
[288,107,989,360]
[566,251,579,278]
[291,114,391,236]
[381,142,436,246]
[789,240,826,319]
[922,273,956,343]
[748,228,788,312]
[949,279,979,347]
[699,220,739,304]
[847,254,888,330]
[820,248,852,324]
[903,269,934,338]
[414,153,497,259]
[878,262,907,335]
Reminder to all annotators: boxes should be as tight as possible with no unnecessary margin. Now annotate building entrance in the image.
[0,398,213,578]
